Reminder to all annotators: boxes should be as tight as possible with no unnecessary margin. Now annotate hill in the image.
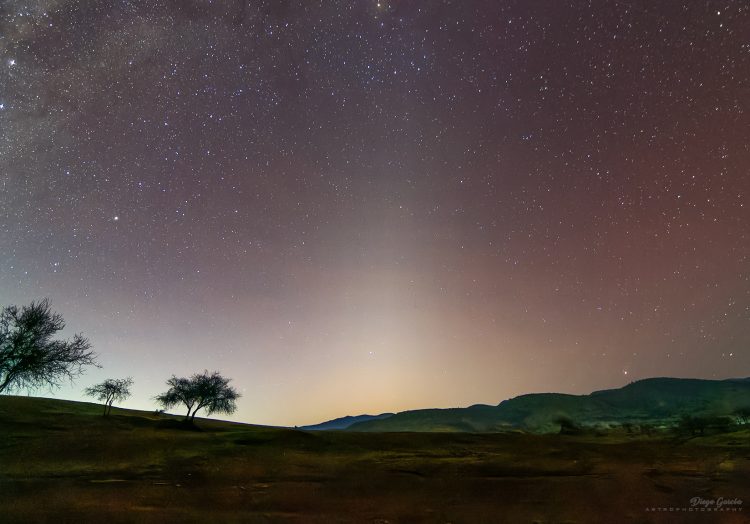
[299,413,393,431]
[3,394,750,523]
[348,377,750,433]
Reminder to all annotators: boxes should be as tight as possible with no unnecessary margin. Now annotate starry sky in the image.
[1,1,748,426]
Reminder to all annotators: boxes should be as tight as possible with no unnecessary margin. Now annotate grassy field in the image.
[1,396,748,523]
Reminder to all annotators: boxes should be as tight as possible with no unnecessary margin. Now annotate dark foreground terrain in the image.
[1,396,748,523]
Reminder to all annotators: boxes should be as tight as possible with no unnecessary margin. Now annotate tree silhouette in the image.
[85,377,133,415]
[0,300,97,393]
[678,415,706,436]
[155,370,240,422]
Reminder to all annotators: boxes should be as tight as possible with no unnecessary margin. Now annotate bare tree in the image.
[85,377,133,415]
[0,300,97,394]
[155,370,240,422]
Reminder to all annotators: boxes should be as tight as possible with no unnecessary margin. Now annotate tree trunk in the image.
[0,374,15,393]
[102,403,107,416]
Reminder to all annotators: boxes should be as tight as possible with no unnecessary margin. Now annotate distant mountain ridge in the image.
[343,377,750,433]
[300,413,393,431]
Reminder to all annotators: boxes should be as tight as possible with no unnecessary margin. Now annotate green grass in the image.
[2,395,749,523]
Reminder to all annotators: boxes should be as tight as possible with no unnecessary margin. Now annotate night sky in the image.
[1,1,748,426]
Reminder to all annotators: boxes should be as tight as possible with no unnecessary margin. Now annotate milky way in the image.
[1,1,748,425]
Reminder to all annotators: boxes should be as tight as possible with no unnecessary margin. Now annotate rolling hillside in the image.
[299,413,393,430]
[347,377,750,433]
[4,393,750,522]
